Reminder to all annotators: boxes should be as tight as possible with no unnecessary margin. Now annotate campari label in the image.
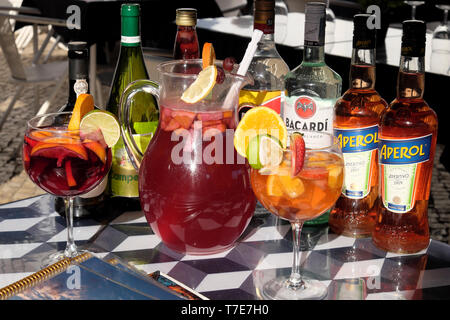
[238,89,283,119]
[284,95,335,148]
[335,125,378,199]
[379,134,432,213]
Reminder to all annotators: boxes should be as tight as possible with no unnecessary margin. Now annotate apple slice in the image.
[290,132,305,176]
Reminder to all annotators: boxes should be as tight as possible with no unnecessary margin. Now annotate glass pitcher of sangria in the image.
[119,59,256,255]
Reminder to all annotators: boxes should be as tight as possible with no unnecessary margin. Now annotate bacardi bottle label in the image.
[335,125,378,199]
[238,89,283,119]
[379,134,432,213]
[284,95,335,148]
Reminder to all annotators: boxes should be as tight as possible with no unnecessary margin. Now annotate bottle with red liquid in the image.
[173,8,200,59]
[330,14,387,237]
[373,20,438,253]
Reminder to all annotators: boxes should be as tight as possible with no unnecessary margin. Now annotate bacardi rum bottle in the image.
[238,0,289,119]
[329,14,387,237]
[373,20,438,253]
[284,2,341,225]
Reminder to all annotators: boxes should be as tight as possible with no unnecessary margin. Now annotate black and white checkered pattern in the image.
[1,195,449,300]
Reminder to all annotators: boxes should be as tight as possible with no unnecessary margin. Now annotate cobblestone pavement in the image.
[0,31,449,245]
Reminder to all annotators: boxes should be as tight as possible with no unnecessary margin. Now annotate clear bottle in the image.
[373,20,438,253]
[284,2,342,225]
[105,4,159,212]
[173,8,200,59]
[56,41,107,218]
[329,14,388,237]
[238,0,289,120]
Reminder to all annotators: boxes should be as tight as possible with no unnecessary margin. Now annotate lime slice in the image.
[246,134,283,170]
[79,110,120,147]
[181,65,217,104]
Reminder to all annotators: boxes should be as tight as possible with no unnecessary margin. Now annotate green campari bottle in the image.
[105,3,158,211]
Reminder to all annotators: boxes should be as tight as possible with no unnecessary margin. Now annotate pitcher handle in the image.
[118,79,160,171]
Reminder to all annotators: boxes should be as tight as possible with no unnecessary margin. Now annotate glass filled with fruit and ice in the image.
[23,94,119,266]
[234,107,344,299]
[119,54,256,255]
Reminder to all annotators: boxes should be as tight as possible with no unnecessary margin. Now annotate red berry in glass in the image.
[223,57,236,71]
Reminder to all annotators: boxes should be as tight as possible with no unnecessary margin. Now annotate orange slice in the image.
[31,142,88,167]
[234,107,287,158]
[84,140,107,164]
[65,160,77,187]
[279,175,305,198]
[202,42,215,69]
[267,175,283,197]
[68,93,95,131]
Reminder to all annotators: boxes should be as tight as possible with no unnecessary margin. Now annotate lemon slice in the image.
[181,65,217,104]
[234,106,287,158]
[247,134,283,169]
[79,110,121,147]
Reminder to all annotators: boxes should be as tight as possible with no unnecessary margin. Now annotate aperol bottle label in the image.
[335,125,378,199]
[379,134,432,213]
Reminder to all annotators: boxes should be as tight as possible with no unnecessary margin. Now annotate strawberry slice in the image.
[65,160,77,187]
[31,142,88,167]
[290,132,305,176]
[299,167,328,180]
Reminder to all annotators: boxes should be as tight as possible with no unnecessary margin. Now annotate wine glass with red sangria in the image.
[23,111,112,266]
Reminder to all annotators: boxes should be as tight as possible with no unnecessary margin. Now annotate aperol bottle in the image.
[330,14,387,237]
[372,20,438,253]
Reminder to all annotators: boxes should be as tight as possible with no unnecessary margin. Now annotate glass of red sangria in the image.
[23,111,112,265]
[119,59,256,255]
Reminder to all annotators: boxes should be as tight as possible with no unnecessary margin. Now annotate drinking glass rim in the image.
[157,59,250,82]
[27,111,78,133]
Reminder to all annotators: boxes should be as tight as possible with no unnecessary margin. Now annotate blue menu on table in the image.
[0,253,197,300]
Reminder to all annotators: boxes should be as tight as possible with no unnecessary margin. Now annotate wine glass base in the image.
[41,249,88,269]
[260,275,328,300]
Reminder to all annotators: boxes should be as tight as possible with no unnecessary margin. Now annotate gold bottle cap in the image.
[176,8,197,26]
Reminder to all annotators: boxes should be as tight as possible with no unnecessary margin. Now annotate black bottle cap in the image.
[353,14,376,49]
[304,2,326,46]
[401,20,426,57]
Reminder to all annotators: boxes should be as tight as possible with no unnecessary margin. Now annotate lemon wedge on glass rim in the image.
[181,65,217,104]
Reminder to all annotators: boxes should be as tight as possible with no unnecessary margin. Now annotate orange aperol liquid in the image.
[251,151,344,222]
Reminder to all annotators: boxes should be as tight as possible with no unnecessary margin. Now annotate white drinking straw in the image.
[223,29,263,109]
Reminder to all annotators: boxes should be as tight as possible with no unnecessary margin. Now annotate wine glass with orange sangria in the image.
[234,108,344,300]
[22,94,118,266]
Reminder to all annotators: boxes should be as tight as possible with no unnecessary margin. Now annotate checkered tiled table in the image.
[1,195,449,300]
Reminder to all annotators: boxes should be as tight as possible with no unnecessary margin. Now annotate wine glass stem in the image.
[412,6,416,20]
[64,196,78,258]
[444,10,448,26]
[287,221,305,290]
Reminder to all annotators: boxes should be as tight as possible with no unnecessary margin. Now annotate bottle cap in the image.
[68,41,88,51]
[254,0,274,12]
[253,0,275,34]
[353,14,376,49]
[121,3,140,17]
[304,2,326,46]
[120,3,140,46]
[176,8,197,26]
[401,20,426,57]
